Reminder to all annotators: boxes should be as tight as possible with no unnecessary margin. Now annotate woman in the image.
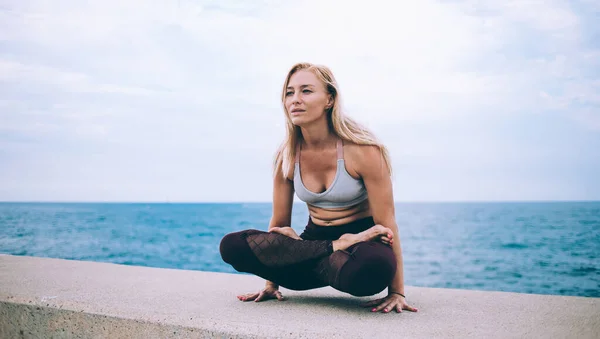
[220,62,418,314]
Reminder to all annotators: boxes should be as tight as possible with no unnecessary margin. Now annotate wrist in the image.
[388,290,405,298]
[389,285,404,293]
[266,281,279,289]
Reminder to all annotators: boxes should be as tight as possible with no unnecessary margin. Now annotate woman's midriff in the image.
[307,199,372,226]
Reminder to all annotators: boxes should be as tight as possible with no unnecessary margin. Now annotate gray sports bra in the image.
[293,139,368,209]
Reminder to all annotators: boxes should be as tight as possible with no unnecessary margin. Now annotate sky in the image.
[0,0,599,203]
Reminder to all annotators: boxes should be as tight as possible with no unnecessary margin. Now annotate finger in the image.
[372,300,393,313]
[238,293,257,301]
[254,291,266,302]
[381,302,397,313]
[275,291,285,301]
[379,236,393,245]
[360,298,384,307]
[385,300,402,313]
[403,303,419,312]
[257,291,276,302]
[245,293,259,302]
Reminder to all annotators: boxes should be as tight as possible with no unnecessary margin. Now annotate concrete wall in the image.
[1,254,598,338]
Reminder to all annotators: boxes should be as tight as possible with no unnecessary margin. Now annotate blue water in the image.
[1,202,598,297]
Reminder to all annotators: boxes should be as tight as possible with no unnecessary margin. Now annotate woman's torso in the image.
[288,139,372,226]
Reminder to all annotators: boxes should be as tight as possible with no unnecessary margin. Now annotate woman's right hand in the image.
[237,284,285,302]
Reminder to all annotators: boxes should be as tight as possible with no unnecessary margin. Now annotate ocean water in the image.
[0,202,598,298]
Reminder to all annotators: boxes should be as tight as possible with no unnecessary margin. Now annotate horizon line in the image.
[1,200,598,204]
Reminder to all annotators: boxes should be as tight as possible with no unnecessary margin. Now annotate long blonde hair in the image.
[273,62,393,179]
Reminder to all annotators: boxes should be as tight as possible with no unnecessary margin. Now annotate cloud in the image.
[0,0,598,202]
[3,0,596,123]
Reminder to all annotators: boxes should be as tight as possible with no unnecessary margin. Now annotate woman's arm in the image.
[353,145,417,313]
[236,160,294,302]
[354,145,404,291]
[262,158,295,291]
[268,158,295,231]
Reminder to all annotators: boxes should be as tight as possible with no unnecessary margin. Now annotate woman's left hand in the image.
[361,293,419,313]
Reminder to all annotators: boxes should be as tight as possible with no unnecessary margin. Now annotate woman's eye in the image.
[303,90,312,93]
[285,92,293,96]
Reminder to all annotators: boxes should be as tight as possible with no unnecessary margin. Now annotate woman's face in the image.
[284,70,332,127]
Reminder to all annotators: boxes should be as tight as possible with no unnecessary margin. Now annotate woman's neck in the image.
[300,123,337,151]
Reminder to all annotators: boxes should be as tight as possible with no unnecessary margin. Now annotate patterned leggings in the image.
[219,217,396,297]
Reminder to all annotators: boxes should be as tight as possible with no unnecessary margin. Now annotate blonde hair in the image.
[273,62,393,179]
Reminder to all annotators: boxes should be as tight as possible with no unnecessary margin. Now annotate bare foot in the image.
[333,225,393,251]
[270,226,302,240]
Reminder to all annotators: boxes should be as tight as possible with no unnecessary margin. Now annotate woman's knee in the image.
[219,230,258,266]
[340,242,397,296]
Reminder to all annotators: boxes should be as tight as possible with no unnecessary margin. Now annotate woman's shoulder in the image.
[342,141,386,177]
[343,141,384,161]
[273,146,296,182]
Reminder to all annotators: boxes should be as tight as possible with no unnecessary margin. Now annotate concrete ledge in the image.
[1,254,598,338]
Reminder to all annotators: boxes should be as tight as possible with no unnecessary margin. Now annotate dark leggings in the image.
[219,217,397,297]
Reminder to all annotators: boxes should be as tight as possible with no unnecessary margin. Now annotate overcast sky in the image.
[1,0,599,203]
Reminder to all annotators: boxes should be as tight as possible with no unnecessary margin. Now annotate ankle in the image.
[332,237,351,252]
[332,239,342,252]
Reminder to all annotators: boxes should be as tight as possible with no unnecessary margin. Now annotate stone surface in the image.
[1,254,598,338]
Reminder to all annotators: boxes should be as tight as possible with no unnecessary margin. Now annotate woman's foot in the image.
[333,225,393,251]
[269,226,302,240]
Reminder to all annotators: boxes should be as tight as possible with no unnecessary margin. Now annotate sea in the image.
[1,201,598,298]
